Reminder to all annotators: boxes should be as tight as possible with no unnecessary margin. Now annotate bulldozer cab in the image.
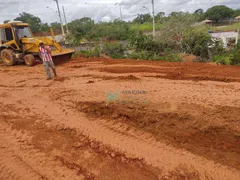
[0,27,14,43]
[14,26,32,39]
[0,21,32,51]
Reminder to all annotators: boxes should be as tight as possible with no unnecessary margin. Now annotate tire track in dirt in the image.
[0,148,43,180]
[14,90,240,180]
[0,101,160,180]
[0,121,85,180]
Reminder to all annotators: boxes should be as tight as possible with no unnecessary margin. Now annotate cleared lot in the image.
[0,58,240,180]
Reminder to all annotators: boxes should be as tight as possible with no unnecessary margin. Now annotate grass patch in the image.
[211,22,240,31]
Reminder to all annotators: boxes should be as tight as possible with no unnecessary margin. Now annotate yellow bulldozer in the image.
[0,21,74,66]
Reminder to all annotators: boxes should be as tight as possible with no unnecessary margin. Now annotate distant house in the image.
[201,19,213,24]
[209,30,239,48]
[236,16,240,22]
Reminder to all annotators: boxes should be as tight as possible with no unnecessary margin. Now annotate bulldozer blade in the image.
[52,51,74,65]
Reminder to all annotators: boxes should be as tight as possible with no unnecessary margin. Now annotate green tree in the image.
[3,20,10,23]
[90,20,131,40]
[41,23,50,32]
[15,12,43,32]
[67,17,95,44]
[234,9,240,17]
[133,14,152,24]
[194,9,204,14]
[170,11,185,17]
[205,5,234,22]
[155,12,165,23]
[68,17,94,36]
[156,12,165,18]
[193,9,205,21]
[50,22,61,32]
[155,13,203,54]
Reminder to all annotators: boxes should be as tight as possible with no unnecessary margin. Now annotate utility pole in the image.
[54,0,65,36]
[152,0,156,36]
[120,6,123,21]
[62,6,69,34]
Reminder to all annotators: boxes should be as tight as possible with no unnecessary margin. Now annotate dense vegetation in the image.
[5,5,240,65]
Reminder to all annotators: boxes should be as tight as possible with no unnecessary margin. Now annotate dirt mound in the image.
[96,61,240,82]
[98,66,164,74]
[180,54,197,62]
[118,75,140,81]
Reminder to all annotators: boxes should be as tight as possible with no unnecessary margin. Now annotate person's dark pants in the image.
[43,61,57,79]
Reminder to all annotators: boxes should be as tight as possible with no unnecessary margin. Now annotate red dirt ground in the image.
[0,57,239,180]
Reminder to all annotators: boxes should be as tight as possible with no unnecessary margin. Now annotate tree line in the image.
[3,5,240,33]
[3,5,240,65]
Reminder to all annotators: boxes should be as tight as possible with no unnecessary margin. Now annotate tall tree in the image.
[67,17,95,43]
[133,14,152,24]
[170,11,185,17]
[194,9,204,14]
[155,12,165,22]
[156,12,165,17]
[205,5,234,22]
[234,9,240,17]
[15,12,42,32]
[50,22,61,32]
[41,23,50,32]
[3,20,10,23]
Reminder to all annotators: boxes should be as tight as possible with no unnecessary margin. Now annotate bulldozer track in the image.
[0,122,84,180]
[8,89,240,180]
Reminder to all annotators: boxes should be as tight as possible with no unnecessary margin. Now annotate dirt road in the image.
[0,58,240,180]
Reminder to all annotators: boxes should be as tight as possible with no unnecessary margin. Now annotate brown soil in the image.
[74,101,240,169]
[0,57,240,180]
[97,60,240,82]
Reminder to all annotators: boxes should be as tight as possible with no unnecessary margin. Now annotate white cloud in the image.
[0,0,239,24]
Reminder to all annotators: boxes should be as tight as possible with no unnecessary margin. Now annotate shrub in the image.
[129,31,163,52]
[212,44,240,65]
[182,28,215,59]
[103,42,126,59]
[229,44,240,65]
[81,46,101,58]
[72,50,81,58]
[230,53,240,65]
[72,45,101,58]
[161,53,182,62]
[65,33,81,45]
[213,55,230,65]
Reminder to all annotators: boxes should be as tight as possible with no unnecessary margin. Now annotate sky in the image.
[0,0,240,24]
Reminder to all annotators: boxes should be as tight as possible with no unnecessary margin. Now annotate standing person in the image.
[39,42,57,80]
